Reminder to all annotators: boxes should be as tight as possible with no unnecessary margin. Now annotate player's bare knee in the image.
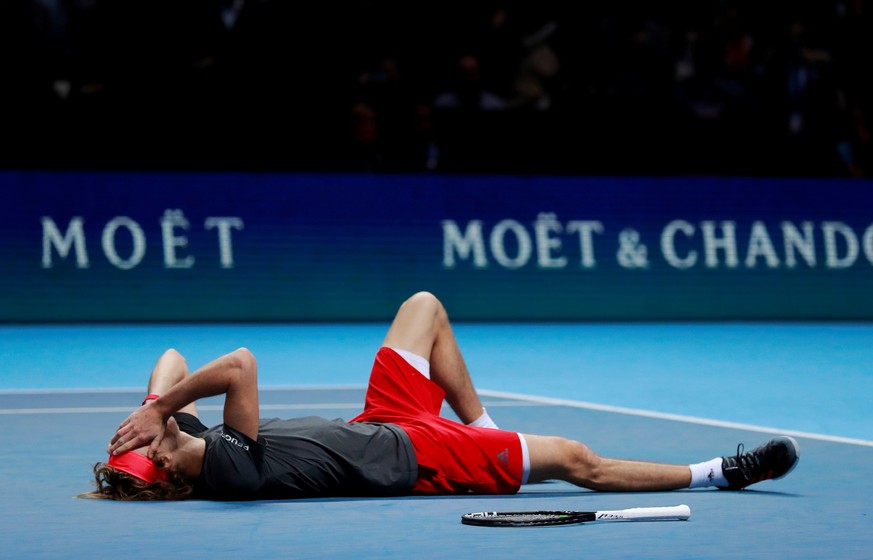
[404,291,440,309]
[562,439,604,486]
[401,292,444,321]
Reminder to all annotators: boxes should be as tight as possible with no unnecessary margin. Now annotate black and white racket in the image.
[461,504,691,527]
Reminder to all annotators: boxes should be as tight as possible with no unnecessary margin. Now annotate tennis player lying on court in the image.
[88,292,799,501]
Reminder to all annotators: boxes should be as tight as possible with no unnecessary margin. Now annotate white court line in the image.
[2,387,871,448]
[0,403,366,415]
[0,385,369,395]
[0,400,546,415]
[0,387,146,395]
[478,389,873,448]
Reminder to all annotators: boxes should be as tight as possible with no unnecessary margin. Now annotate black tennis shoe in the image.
[719,436,800,490]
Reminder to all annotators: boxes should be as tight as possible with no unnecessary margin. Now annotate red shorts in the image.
[350,347,524,495]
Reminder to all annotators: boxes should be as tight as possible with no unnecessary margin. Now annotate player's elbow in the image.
[229,347,258,379]
[161,348,187,366]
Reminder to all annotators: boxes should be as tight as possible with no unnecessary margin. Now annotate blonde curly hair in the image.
[79,462,194,501]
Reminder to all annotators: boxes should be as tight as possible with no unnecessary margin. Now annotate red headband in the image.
[107,451,168,484]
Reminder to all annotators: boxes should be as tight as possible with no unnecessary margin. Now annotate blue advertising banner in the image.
[2,171,872,321]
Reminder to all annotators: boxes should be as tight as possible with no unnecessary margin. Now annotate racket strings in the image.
[505,512,573,523]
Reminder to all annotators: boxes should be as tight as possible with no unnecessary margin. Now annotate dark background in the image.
[3,0,872,176]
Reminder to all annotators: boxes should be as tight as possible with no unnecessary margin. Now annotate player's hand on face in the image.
[107,401,166,458]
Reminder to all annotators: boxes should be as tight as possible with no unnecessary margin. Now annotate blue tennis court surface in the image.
[1,323,871,558]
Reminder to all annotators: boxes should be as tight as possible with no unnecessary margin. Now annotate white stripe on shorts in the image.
[518,433,531,485]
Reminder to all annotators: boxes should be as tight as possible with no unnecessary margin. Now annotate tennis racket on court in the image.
[461,504,690,527]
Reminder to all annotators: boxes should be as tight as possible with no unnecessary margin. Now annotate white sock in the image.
[688,457,727,488]
[468,408,499,429]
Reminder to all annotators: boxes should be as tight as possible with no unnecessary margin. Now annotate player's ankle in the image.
[688,457,726,488]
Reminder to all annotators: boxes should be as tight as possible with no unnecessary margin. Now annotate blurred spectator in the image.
[434,54,507,111]
[2,0,871,177]
[344,102,383,171]
[509,20,562,110]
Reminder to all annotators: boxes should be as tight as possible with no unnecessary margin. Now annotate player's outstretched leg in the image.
[526,434,800,492]
[717,436,800,490]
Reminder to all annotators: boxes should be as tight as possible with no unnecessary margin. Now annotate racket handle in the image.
[596,505,691,521]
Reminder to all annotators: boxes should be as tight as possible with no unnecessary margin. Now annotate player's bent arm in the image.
[153,347,260,440]
[146,349,199,417]
[109,348,260,455]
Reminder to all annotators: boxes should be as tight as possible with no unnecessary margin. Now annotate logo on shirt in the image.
[219,431,249,451]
